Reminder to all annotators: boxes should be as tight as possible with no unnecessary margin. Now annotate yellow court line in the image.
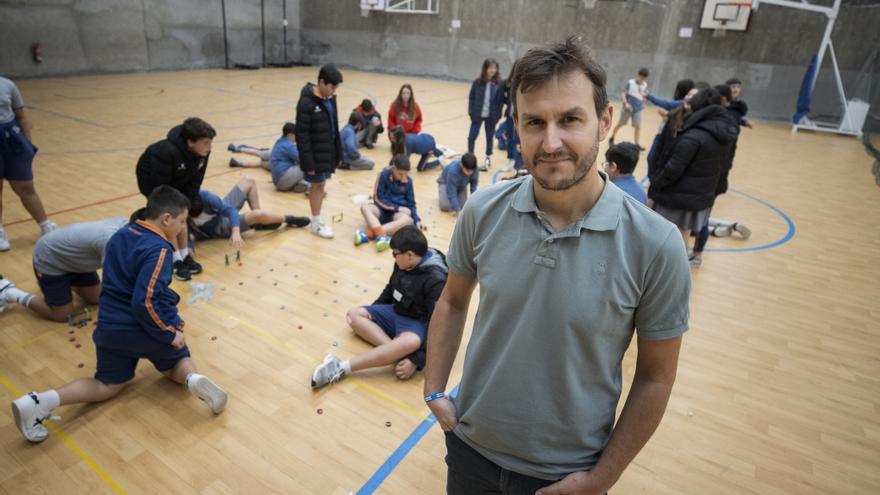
[199,302,430,421]
[0,373,127,495]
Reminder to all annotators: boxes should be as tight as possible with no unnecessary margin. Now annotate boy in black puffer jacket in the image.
[311,226,448,389]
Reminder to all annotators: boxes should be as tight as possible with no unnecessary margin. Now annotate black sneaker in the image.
[227,143,237,152]
[285,215,311,228]
[173,260,192,281]
[254,223,282,231]
[184,255,202,275]
[229,158,243,168]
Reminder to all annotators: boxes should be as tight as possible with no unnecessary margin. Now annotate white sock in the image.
[3,286,32,306]
[39,220,52,228]
[37,390,60,413]
[341,360,352,375]
[185,373,200,390]
[311,216,322,225]
[173,250,186,262]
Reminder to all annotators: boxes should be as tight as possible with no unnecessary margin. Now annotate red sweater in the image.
[388,102,422,134]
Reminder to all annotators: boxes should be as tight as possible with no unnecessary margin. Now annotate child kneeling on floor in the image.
[11,186,227,444]
[311,225,447,389]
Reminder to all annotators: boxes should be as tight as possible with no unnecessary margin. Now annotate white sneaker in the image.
[187,374,227,414]
[0,276,14,312]
[0,228,9,251]
[310,222,335,239]
[11,392,57,443]
[501,159,516,172]
[733,223,752,240]
[311,354,345,389]
[712,225,732,238]
[40,221,58,236]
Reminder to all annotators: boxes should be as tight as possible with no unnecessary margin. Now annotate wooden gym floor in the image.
[0,68,878,494]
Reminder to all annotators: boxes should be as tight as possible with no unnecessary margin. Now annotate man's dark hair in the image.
[361,98,374,112]
[638,67,650,78]
[181,117,216,142]
[460,152,477,170]
[348,111,362,127]
[714,84,733,102]
[725,77,742,86]
[689,88,722,111]
[144,185,190,220]
[188,195,204,217]
[605,142,640,175]
[510,36,608,118]
[673,79,695,101]
[391,153,411,172]
[281,122,296,137]
[318,63,343,86]
[390,225,428,257]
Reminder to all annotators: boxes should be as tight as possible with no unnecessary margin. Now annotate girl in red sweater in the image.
[388,84,422,135]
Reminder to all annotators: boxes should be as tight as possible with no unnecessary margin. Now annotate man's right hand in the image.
[428,397,459,431]
[171,331,186,350]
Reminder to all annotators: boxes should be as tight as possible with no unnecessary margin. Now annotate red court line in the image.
[4,169,239,227]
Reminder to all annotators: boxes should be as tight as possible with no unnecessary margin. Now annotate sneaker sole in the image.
[11,399,48,443]
[192,378,227,414]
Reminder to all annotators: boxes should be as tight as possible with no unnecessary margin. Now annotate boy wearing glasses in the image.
[311,226,447,389]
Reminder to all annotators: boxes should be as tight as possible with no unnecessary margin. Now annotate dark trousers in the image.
[468,118,498,156]
[445,432,555,495]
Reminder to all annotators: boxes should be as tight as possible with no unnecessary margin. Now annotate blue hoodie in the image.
[93,220,183,347]
[374,167,420,223]
[340,124,361,161]
[437,160,479,212]
[269,136,300,185]
[189,190,241,240]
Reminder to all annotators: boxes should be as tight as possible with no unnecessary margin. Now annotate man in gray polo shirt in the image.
[0,216,127,321]
[424,37,690,495]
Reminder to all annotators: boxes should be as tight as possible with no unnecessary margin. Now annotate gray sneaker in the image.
[689,255,702,268]
[0,276,15,312]
[311,354,345,389]
[11,392,55,443]
[0,228,9,251]
[733,223,752,240]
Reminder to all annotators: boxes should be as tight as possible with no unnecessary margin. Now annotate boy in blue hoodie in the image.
[437,152,479,213]
[339,111,375,171]
[355,154,419,252]
[312,226,448,388]
[11,186,227,444]
[188,176,310,248]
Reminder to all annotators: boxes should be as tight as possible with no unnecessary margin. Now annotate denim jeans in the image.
[445,431,556,495]
[468,118,498,156]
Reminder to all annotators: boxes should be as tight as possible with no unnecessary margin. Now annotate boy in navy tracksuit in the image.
[338,111,375,170]
[11,186,227,444]
[312,226,448,389]
[437,152,479,213]
[389,125,444,172]
[355,154,419,252]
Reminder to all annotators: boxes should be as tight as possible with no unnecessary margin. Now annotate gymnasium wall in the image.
[0,0,302,77]
[298,0,880,122]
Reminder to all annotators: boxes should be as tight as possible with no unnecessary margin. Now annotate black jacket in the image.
[295,83,341,175]
[716,101,749,196]
[374,249,448,369]
[649,105,738,211]
[135,125,208,199]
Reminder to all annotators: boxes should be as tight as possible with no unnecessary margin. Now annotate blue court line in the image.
[703,189,796,252]
[357,384,460,495]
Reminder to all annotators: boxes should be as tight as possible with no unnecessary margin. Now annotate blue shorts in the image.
[93,330,191,385]
[0,120,36,181]
[378,208,396,225]
[303,171,331,183]
[364,304,427,345]
[34,266,100,307]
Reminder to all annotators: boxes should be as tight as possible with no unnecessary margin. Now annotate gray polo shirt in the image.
[447,172,690,480]
[33,217,128,276]
[0,77,24,124]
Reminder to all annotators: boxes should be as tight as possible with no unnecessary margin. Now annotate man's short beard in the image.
[527,131,600,191]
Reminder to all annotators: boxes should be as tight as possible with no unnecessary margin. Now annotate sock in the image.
[39,220,52,228]
[174,249,187,262]
[311,215,322,226]
[37,390,60,413]
[373,227,387,239]
[341,360,352,375]
[3,286,32,306]
[185,373,200,390]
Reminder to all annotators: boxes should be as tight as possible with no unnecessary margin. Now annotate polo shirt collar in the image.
[510,171,622,232]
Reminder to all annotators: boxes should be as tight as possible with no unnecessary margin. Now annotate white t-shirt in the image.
[625,78,647,102]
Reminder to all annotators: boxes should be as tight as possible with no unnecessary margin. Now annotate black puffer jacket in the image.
[135,125,209,199]
[716,101,748,196]
[649,104,738,211]
[294,82,341,175]
[374,249,448,369]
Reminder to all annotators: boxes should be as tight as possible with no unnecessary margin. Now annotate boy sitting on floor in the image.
[10,186,227,444]
[354,154,419,252]
[311,225,448,389]
[188,176,310,248]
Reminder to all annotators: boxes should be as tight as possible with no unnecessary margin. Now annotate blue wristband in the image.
[424,392,445,403]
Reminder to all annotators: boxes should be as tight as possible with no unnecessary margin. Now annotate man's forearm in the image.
[589,378,676,488]
[423,297,468,395]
